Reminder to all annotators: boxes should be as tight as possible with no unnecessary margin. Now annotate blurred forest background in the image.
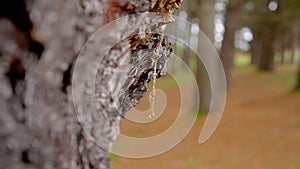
[113,0,300,169]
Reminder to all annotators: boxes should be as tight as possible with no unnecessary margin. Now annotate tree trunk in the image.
[291,22,299,64]
[250,41,262,65]
[296,62,300,90]
[220,0,244,86]
[0,0,180,168]
[274,34,285,64]
[196,0,215,112]
[182,22,192,70]
[258,23,275,71]
[280,47,286,64]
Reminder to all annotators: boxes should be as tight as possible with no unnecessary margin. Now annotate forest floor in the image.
[112,63,300,169]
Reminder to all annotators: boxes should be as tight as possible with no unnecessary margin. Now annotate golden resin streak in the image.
[149,33,164,119]
[149,55,158,119]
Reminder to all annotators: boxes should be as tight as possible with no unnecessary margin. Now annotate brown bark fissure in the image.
[0,0,181,169]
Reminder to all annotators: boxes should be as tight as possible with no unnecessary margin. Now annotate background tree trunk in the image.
[259,16,275,71]
[250,41,262,65]
[258,23,275,71]
[256,0,278,71]
[296,62,300,90]
[196,0,215,112]
[0,0,179,168]
[220,0,244,86]
[280,46,286,64]
[182,26,192,70]
[291,22,299,64]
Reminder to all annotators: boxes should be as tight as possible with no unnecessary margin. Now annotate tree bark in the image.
[296,62,300,90]
[220,0,244,86]
[181,13,192,70]
[196,0,215,112]
[182,33,191,70]
[256,0,279,71]
[0,0,180,168]
[280,46,286,64]
[258,13,276,71]
[258,23,275,71]
[291,22,299,64]
[250,41,262,65]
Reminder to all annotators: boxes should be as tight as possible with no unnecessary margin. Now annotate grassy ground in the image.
[112,60,300,169]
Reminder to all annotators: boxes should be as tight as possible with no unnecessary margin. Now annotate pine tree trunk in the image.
[291,22,299,64]
[250,41,262,65]
[0,0,179,168]
[258,23,275,71]
[280,47,285,64]
[220,0,244,86]
[296,62,300,90]
[196,0,215,112]
[182,22,191,70]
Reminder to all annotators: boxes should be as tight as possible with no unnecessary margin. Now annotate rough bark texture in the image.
[0,0,180,169]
